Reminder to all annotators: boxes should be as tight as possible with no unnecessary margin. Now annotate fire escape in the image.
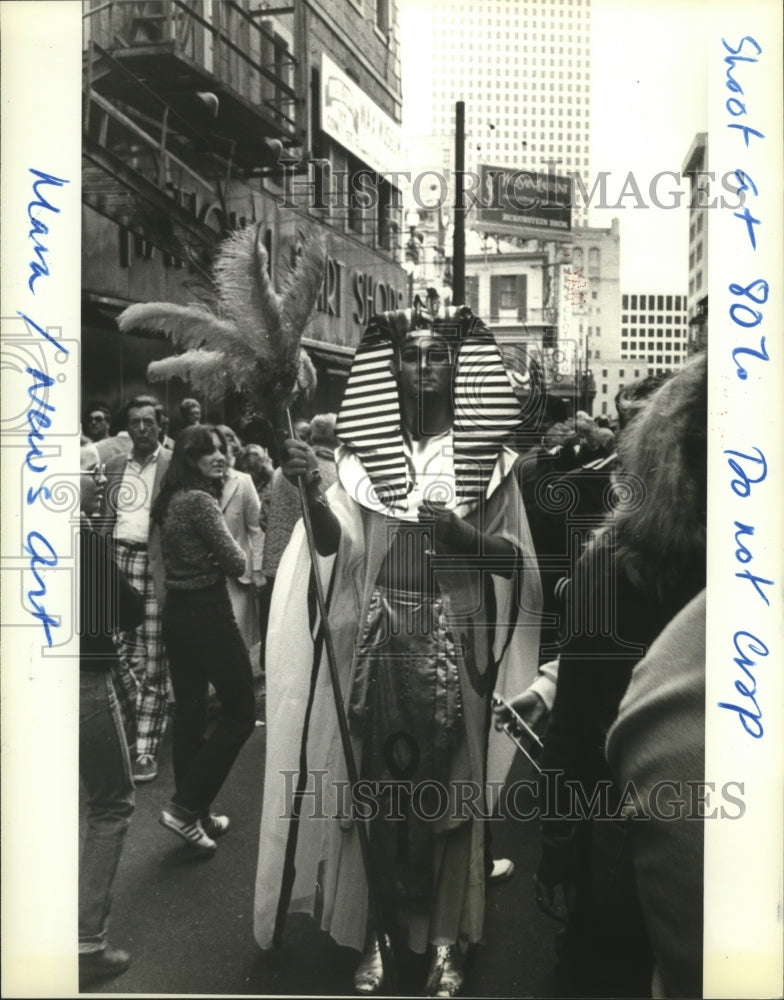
[82,0,299,266]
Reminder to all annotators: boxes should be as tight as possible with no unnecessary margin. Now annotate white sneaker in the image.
[488,858,515,884]
[159,808,217,854]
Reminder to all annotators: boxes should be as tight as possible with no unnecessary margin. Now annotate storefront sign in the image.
[320,53,402,175]
[477,163,573,236]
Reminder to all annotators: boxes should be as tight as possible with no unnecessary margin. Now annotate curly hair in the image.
[309,413,337,449]
[236,444,274,490]
[612,351,707,601]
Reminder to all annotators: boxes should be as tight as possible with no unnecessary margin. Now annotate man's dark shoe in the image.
[79,946,131,985]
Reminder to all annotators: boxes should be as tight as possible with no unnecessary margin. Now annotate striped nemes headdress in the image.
[336,303,524,513]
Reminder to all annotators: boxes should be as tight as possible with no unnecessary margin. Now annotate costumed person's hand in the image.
[282,438,340,556]
[492,688,548,735]
[252,570,266,591]
[417,500,474,554]
[281,438,321,491]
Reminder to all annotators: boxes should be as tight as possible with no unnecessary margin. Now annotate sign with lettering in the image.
[476,163,573,237]
[320,53,403,175]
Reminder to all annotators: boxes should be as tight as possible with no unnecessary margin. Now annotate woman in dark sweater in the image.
[152,425,256,854]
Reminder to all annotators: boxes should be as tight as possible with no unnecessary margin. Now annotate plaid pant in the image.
[111,541,171,759]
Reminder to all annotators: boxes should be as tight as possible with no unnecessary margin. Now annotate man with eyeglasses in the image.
[101,395,172,785]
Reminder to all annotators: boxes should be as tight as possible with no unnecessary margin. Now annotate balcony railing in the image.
[83,0,297,141]
[83,86,223,256]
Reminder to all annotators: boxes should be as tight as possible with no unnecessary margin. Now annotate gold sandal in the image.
[353,934,391,995]
[425,943,464,997]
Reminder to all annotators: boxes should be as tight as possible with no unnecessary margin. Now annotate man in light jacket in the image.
[101,395,172,784]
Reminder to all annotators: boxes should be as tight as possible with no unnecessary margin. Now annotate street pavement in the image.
[80,682,568,998]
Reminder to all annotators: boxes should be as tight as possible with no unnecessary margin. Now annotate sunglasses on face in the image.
[84,462,106,483]
[399,344,454,366]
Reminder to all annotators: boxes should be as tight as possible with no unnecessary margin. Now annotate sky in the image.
[588,0,707,288]
[398,0,708,290]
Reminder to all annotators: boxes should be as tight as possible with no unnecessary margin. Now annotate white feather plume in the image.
[117,224,327,418]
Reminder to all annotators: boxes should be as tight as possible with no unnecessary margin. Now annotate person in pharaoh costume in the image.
[253,303,542,997]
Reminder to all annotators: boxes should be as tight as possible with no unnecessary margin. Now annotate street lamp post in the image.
[404,209,422,306]
[453,101,465,305]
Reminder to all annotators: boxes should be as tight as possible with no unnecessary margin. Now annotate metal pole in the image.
[284,409,397,992]
[453,100,465,305]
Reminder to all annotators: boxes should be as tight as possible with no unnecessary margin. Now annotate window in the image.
[347,157,369,234]
[490,274,527,319]
[499,276,518,309]
[375,0,389,34]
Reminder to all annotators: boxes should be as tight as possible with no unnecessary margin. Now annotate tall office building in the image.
[401,0,592,222]
[682,132,709,353]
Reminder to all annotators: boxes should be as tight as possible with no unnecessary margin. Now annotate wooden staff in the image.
[282,408,397,991]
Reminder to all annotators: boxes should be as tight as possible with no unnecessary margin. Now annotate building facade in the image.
[400,0,593,223]
[620,291,690,371]
[460,217,619,416]
[560,217,620,412]
[589,290,689,418]
[682,132,709,354]
[82,0,406,425]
